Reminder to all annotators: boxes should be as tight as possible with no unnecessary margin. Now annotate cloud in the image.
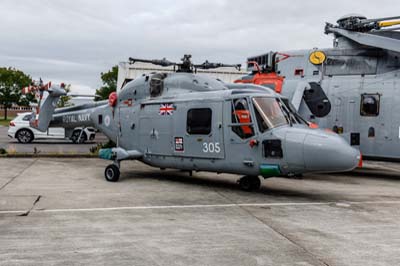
[0,0,399,93]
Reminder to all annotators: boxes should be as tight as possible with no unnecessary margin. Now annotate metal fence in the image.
[0,106,32,117]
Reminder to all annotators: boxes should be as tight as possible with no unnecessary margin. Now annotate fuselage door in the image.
[224,97,260,171]
[173,101,225,159]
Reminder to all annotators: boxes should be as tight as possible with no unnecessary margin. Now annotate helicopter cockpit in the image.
[231,94,307,139]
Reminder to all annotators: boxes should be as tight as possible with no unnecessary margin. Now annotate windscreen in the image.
[281,98,307,125]
[252,97,288,131]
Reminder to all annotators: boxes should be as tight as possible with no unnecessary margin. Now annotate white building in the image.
[117,62,247,92]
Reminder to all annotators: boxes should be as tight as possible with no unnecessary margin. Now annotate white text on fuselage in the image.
[63,114,91,123]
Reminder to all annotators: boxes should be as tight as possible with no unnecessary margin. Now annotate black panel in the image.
[303,82,331,117]
[368,127,375,138]
[360,94,380,116]
[187,108,212,135]
[98,115,103,125]
[350,133,360,146]
[263,139,283,158]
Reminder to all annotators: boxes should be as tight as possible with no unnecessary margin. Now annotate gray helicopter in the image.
[236,14,400,160]
[27,55,360,191]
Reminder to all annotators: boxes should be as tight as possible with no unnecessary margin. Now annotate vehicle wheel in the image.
[71,130,87,144]
[16,129,34,143]
[104,164,120,182]
[238,175,261,191]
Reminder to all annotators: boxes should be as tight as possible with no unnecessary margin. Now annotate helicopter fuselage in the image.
[87,73,359,177]
[32,72,360,187]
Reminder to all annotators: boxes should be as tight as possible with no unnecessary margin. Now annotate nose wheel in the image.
[238,175,261,191]
[105,164,120,182]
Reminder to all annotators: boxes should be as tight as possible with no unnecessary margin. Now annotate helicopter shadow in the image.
[122,170,344,202]
[331,167,400,181]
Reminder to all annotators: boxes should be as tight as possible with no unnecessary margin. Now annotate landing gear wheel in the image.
[104,164,120,182]
[16,129,34,143]
[238,175,261,191]
[71,130,87,144]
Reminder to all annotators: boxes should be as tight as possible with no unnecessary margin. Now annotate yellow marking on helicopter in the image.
[309,51,326,65]
[378,20,400,28]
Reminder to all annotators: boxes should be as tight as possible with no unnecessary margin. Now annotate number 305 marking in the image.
[202,142,221,153]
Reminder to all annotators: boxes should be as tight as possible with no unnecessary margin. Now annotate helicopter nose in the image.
[303,132,360,172]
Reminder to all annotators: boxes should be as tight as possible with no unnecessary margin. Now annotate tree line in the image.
[0,67,34,120]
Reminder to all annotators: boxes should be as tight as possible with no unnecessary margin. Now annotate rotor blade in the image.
[128,57,153,64]
[128,57,176,67]
[374,26,400,32]
[326,26,400,53]
[361,16,400,23]
[194,61,241,70]
[68,94,95,98]
[378,20,400,28]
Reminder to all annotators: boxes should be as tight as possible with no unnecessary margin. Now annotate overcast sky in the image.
[0,0,399,94]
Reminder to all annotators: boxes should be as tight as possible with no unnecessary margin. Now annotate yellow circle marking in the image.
[309,51,326,65]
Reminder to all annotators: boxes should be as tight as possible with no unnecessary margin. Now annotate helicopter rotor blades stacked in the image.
[326,14,400,32]
[129,54,241,73]
[325,14,400,54]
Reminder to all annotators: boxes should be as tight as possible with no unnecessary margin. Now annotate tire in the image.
[16,129,34,144]
[104,164,120,182]
[238,176,261,191]
[250,176,261,190]
[71,130,87,144]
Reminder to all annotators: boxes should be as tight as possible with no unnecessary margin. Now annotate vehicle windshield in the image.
[252,97,289,132]
[22,114,32,121]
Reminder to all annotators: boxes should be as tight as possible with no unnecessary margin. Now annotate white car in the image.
[7,112,96,144]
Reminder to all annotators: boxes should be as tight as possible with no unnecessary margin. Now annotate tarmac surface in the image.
[1,158,400,266]
[0,126,108,154]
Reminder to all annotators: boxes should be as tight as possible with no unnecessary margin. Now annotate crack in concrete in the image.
[240,206,331,266]
[0,158,38,191]
[19,195,41,217]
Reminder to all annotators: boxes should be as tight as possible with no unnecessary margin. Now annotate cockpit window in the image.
[252,97,289,131]
[149,73,167,97]
[281,98,307,125]
[231,98,254,139]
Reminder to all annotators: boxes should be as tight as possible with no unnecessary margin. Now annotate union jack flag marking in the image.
[159,103,175,115]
